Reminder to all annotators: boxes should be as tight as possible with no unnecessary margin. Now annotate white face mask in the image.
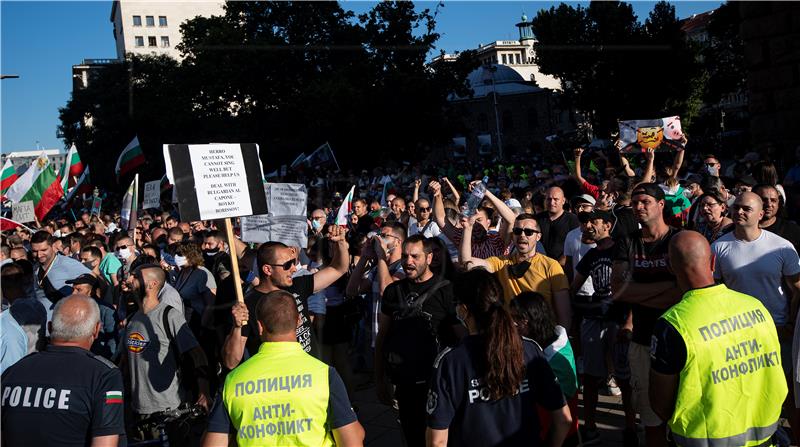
[116,248,131,259]
[174,255,188,267]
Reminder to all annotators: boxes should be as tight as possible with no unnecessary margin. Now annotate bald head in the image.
[668,231,715,292]
[50,294,100,346]
[732,192,764,229]
[255,290,299,341]
[545,187,566,216]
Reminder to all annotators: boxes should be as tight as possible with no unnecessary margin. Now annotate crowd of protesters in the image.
[2,141,800,447]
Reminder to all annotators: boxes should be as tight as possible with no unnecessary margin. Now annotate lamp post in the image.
[486,65,504,160]
[1,75,20,80]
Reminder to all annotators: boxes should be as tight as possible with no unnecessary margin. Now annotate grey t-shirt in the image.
[158,283,185,316]
[124,300,199,414]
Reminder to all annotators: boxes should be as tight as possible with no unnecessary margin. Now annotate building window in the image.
[135,36,144,47]
[528,108,539,129]
[503,110,514,131]
[501,54,508,64]
[159,16,168,27]
[161,36,170,47]
[132,15,142,26]
[148,36,157,47]
[478,113,489,132]
[145,15,154,27]
[515,54,521,64]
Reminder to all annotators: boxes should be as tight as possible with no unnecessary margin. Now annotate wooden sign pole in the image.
[224,217,246,305]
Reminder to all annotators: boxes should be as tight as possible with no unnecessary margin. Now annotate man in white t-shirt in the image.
[564,195,597,321]
[408,198,441,238]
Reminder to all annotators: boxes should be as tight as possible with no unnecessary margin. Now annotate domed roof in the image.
[466,64,525,87]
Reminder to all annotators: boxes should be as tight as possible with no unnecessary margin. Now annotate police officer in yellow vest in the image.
[650,231,787,447]
[202,290,365,447]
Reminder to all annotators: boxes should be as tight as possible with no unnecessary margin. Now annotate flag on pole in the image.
[1,158,18,197]
[0,217,35,233]
[335,185,355,226]
[304,142,340,171]
[115,136,145,179]
[64,167,91,203]
[5,154,64,220]
[120,174,138,230]
[60,144,85,193]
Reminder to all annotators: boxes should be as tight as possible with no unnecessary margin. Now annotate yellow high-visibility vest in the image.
[661,284,787,447]
[222,342,334,447]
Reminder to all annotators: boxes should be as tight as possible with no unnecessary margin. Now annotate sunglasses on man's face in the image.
[269,259,297,270]
[512,227,540,236]
[418,207,432,212]
[115,244,130,250]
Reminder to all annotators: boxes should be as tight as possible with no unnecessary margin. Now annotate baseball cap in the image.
[66,273,99,288]
[571,194,596,207]
[578,210,616,224]
[631,183,666,201]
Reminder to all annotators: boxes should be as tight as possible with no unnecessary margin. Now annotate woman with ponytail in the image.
[426,269,571,447]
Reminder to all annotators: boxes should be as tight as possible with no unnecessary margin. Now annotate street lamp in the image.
[484,65,504,160]
[1,75,20,80]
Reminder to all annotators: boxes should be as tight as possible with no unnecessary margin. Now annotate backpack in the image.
[383,279,450,384]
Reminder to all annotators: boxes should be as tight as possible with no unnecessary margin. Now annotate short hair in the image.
[31,231,51,245]
[381,221,407,242]
[256,290,299,336]
[50,295,100,341]
[69,233,85,248]
[257,241,289,276]
[80,246,103,260]
[408,234,433,254]
[1,244,9,258]
[167,227,184,240]
[204,229,223,241]
[353,198,367,207]
[514,213,538,225]
[89,239,108,251]
[165,216,178,224]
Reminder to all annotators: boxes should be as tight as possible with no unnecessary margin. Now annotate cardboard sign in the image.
[163,143,267,221]
[91,197,102,216]
[240,215,308,248]
[618,116,685,153]
[12,201,35,223]
[142,180,161,209]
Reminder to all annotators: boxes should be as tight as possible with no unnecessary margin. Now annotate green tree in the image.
[531,1,705,136]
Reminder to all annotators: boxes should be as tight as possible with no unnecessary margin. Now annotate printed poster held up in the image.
[163,143,268,221]
[12,201,36,224]
[241,183,308,247]
[617,116,686,153]
[142,180,161,209]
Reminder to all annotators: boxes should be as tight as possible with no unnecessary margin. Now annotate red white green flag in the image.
[1,158,18,197]
[60,144,85,193]
[4,154,64,220]
[115,136,145,179]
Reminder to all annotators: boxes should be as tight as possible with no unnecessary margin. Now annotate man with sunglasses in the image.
[222,225,350,369]
[408,198,440,238]
[461,213,571,330]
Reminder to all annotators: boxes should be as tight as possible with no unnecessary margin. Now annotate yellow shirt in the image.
[486,253,569,304]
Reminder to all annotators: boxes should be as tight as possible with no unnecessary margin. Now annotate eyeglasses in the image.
[115,244,130,250]
[700,201,721,208]
[312,216,326,220]
[269,259,297,270]
[380,233,400,240]
[418,207,432,212]
[512,228,540,236]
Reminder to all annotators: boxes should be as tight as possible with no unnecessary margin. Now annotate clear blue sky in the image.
[1,1,720,154]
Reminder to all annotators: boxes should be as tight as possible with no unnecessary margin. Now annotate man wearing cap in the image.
[536,187,580,266]
[68,274,118,359]
[571,209,636,446]
[611,183,682,447]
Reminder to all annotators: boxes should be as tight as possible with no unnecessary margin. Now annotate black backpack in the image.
[384,279,450,384]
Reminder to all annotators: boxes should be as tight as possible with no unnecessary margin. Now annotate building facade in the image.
[110,1,225,60]
[3,150,66,176]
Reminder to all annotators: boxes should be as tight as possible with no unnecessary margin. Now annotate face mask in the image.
[116,248,131,259]
[683,189,694,200]
[706,165,719,176]
[53,230,62,238]
[203,248,219,257]
[311,220,322,231]
[82,261,96,270]
[174,255,188,267]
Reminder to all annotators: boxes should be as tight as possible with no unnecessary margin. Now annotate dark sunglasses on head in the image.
[512,228,540,236]
[269,259,297,270]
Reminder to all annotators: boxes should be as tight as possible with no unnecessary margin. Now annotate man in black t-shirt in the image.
[376,234,461,447]
[611,183,682,447]
[536,186,579,264]
[755,184,800,253]
[221,226,349,369]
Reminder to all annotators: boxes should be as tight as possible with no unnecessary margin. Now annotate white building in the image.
[110,1,225,60]
[3,150,66,176]
[433,14,561,91]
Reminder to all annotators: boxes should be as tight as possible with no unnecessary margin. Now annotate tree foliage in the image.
[530,1,705,136]
[59,1,479,189]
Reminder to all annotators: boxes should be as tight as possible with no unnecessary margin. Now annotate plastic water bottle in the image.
[464,178,488,216]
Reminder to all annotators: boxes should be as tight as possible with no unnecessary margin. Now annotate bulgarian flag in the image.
[0,217,35,232]
[64,167,92,203]
[60,144,85,193]
[1,158,18,197]
[115,136,145,179]
[105,390,123,404]
[4,154,64,221]
[120,174,138,231]
[335,185,355,226]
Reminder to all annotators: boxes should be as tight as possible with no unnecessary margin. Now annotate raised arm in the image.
[312,225,349,293]
[573,148,587,185]
[442,177,461,205]
[412,178,421,204]
[459,215,490,271]
[429,181,447,229]
[641,148,656,184]
[620,154,635,177]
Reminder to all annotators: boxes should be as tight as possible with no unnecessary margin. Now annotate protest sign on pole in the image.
[164,143,267,309]
[241,183,308,247]
[617,116,685,153]
[91,197,102,216]
[12,201,36,224]
[142,180,161,209]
